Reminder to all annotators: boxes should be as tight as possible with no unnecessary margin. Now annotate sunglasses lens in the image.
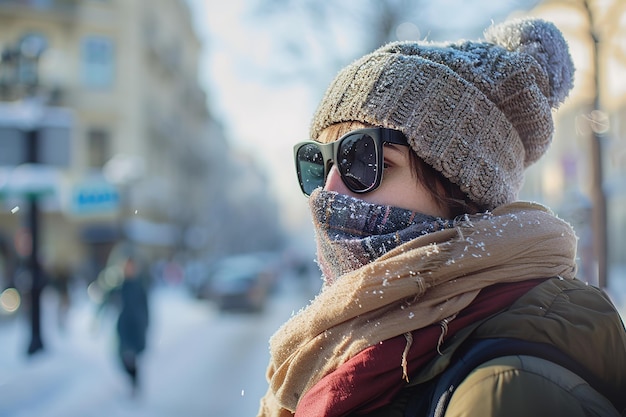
[338,133,378,192]
[296,143,325,195]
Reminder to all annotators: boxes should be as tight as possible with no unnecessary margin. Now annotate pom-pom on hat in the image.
[310,18,575,209]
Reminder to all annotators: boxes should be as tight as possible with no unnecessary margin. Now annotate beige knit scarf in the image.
[257,201,578,417]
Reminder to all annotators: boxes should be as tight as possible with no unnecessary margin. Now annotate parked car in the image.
[205,254,276,312]
[184,259,214,299]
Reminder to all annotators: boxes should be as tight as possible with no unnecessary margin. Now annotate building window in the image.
[81,36,114,89]
[17,32,48,86]
[87,128,110,168]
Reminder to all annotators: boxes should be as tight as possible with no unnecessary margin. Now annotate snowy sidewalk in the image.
[0,283,306,417]
[0,287,205,417]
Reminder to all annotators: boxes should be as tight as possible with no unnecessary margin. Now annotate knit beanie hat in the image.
[310,18,575,209]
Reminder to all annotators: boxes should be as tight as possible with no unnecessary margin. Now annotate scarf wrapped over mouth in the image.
[309,190,454,284]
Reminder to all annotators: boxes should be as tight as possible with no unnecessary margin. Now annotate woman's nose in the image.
[324,165,351,194]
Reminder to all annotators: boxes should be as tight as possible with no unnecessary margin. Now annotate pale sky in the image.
[187,0,314,235]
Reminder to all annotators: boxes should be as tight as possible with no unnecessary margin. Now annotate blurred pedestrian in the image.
[258,18,626,417]
[117,255,149,394]
[99,249,150,396]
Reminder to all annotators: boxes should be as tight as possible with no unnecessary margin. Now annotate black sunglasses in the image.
[293,127,408,196]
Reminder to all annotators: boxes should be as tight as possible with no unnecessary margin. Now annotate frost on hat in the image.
[310,18,575,209]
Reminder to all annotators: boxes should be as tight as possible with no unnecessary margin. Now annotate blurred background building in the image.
[0,0,285,298]
[517,0,626,286]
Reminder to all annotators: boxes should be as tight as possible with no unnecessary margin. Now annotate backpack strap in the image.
[404,337,604,417]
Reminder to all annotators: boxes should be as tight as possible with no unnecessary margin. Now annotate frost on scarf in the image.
[309,189,454,285]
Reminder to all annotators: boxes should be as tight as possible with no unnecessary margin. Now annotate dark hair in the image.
[407,152,488,218]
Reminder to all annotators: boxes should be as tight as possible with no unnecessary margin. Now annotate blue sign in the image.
[71,182,120,215]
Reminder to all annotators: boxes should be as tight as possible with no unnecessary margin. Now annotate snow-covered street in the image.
[0,278,313,417]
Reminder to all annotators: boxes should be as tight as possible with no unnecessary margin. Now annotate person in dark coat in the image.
[115,256,149,393]
[97,250,150,395]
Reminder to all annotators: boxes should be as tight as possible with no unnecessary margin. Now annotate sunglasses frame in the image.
[293,127,408,196]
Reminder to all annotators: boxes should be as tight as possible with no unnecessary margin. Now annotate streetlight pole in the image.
[25,125,44,355]
[583,0,608,289]
[1,35,48,355]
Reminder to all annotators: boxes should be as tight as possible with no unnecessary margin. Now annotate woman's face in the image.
[318,126,449,218]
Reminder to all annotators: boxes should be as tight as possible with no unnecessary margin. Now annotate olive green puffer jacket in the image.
[364,277,626,417]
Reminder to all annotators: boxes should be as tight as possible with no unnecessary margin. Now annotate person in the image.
[257,18,626,417]
[117,255,150,394]
[99,249,150,395]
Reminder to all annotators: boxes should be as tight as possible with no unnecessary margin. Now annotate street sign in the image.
[70,179,120,216]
